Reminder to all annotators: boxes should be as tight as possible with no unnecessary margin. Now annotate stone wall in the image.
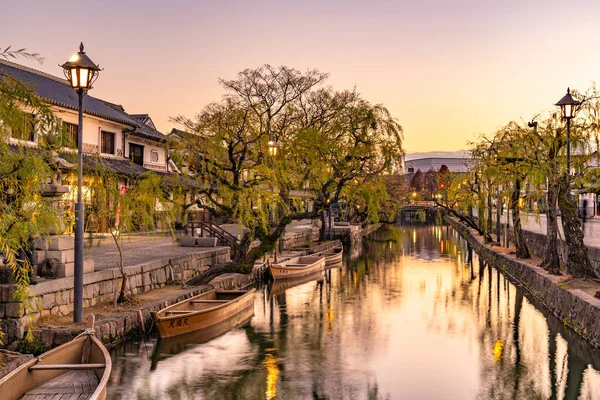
[280,228,320,250]
[447,216,600,349]
[0,350,33,379]
[24,273,252,352]
[331,223,380,245]
[0,247,230,345]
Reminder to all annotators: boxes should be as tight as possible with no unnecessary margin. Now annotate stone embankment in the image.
[280,227,320,250]
[23,273,252,353]
[447,216,600,348]
[0,247,230,346]
[329,223,381,244]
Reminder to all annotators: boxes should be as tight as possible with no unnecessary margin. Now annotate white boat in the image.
[269,255,325,280]
[314,246,343,266]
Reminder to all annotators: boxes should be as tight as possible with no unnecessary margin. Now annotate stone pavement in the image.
[86,221,317,272]
[85,235,228,271]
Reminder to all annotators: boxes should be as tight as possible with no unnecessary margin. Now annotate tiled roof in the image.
[0,59,166,142]
[130,114,156,129]
[130,122,167,142]
[0,59,135,127]
[95,101,166,142]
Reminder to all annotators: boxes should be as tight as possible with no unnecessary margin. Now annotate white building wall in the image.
[125,137,167,171]
[53,106,127,157]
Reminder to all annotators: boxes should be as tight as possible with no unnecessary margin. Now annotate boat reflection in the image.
[150,305,254,370]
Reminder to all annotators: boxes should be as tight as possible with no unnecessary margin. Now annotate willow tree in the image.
[486,122,532,258]
[83,168,175,302]
[468,86,600,277]
[515,116,564,274]
[172,65,404,284]
[554,87,598,277]
[0,55,65,342]
[289,89,404,239]
[172,65,329,268]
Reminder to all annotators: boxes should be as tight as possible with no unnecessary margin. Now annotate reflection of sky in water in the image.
[108,224,600,399]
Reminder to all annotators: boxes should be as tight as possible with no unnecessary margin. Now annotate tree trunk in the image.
[234,232,253,262]
[542,182,561,274]
[319,210,327,242]
[118,272,128,303]
[557,176,596,277]
[511,178,530,259]
[477,195,486,234]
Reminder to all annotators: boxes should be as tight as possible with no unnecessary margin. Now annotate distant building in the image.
[404,157,471,173]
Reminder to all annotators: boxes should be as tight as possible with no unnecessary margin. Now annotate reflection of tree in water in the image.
[107,223,600,399]
[399,224,600,400]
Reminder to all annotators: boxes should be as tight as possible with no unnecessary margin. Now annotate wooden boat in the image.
[152,289,255,338]
[0,331,111,400]
[150,307,254,369]
[315,246,343,266]
[269,255,325,280]
[268,270,324,297]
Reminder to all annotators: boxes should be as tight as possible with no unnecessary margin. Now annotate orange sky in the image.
[4,1,600,153]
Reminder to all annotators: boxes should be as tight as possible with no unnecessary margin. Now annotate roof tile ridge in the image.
[0,58,70,86]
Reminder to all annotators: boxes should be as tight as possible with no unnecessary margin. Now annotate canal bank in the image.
[106,223,600,399]
[1,238,344,355]
[446,215,600,349]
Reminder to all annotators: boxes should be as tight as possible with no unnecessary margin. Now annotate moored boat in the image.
[152,289,255,338]
[268,270,324,297]
[0,331,111,400]
[315,246,343,266]
[269,255,325,280]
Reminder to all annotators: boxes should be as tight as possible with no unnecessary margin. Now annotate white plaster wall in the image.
[54,107,127,156]
[125,137,167,171]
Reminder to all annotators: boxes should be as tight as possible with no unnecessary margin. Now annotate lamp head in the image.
[267,138,280,156]
[61,43,101,91]
[555,87,580,119]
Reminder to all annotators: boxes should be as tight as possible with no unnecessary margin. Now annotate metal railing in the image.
[187,220,240,252]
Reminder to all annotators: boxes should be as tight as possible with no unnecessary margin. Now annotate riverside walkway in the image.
[84,235,228,271]
[499,211,600,249]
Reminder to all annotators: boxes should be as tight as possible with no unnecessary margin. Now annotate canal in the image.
[107,224,600,399]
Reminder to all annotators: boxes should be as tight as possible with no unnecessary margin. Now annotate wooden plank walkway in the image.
[20,370,98,400]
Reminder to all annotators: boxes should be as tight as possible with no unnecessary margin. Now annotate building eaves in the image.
[0,59,136,128]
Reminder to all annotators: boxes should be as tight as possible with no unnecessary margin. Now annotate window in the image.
[101,131,115,154]
[63,122,78,148]
[150,150,159,162]
[129,143,144,165]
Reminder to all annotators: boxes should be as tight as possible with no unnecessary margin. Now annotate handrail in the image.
[187,220,240,251]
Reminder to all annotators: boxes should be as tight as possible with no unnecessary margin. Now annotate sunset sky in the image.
[4,0,600,153]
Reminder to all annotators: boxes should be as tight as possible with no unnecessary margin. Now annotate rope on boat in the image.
[75,328,96,339]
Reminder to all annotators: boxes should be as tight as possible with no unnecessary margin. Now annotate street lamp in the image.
[555,88,581,176]
[61,43,101,324]
[268,138,280,156]
[267,137,279,259]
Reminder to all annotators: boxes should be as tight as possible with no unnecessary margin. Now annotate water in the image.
[107,224,600,399]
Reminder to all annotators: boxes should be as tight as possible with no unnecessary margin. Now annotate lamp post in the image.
[268,138,280,260]
[555,88,580,178]
[61,43,101,324]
